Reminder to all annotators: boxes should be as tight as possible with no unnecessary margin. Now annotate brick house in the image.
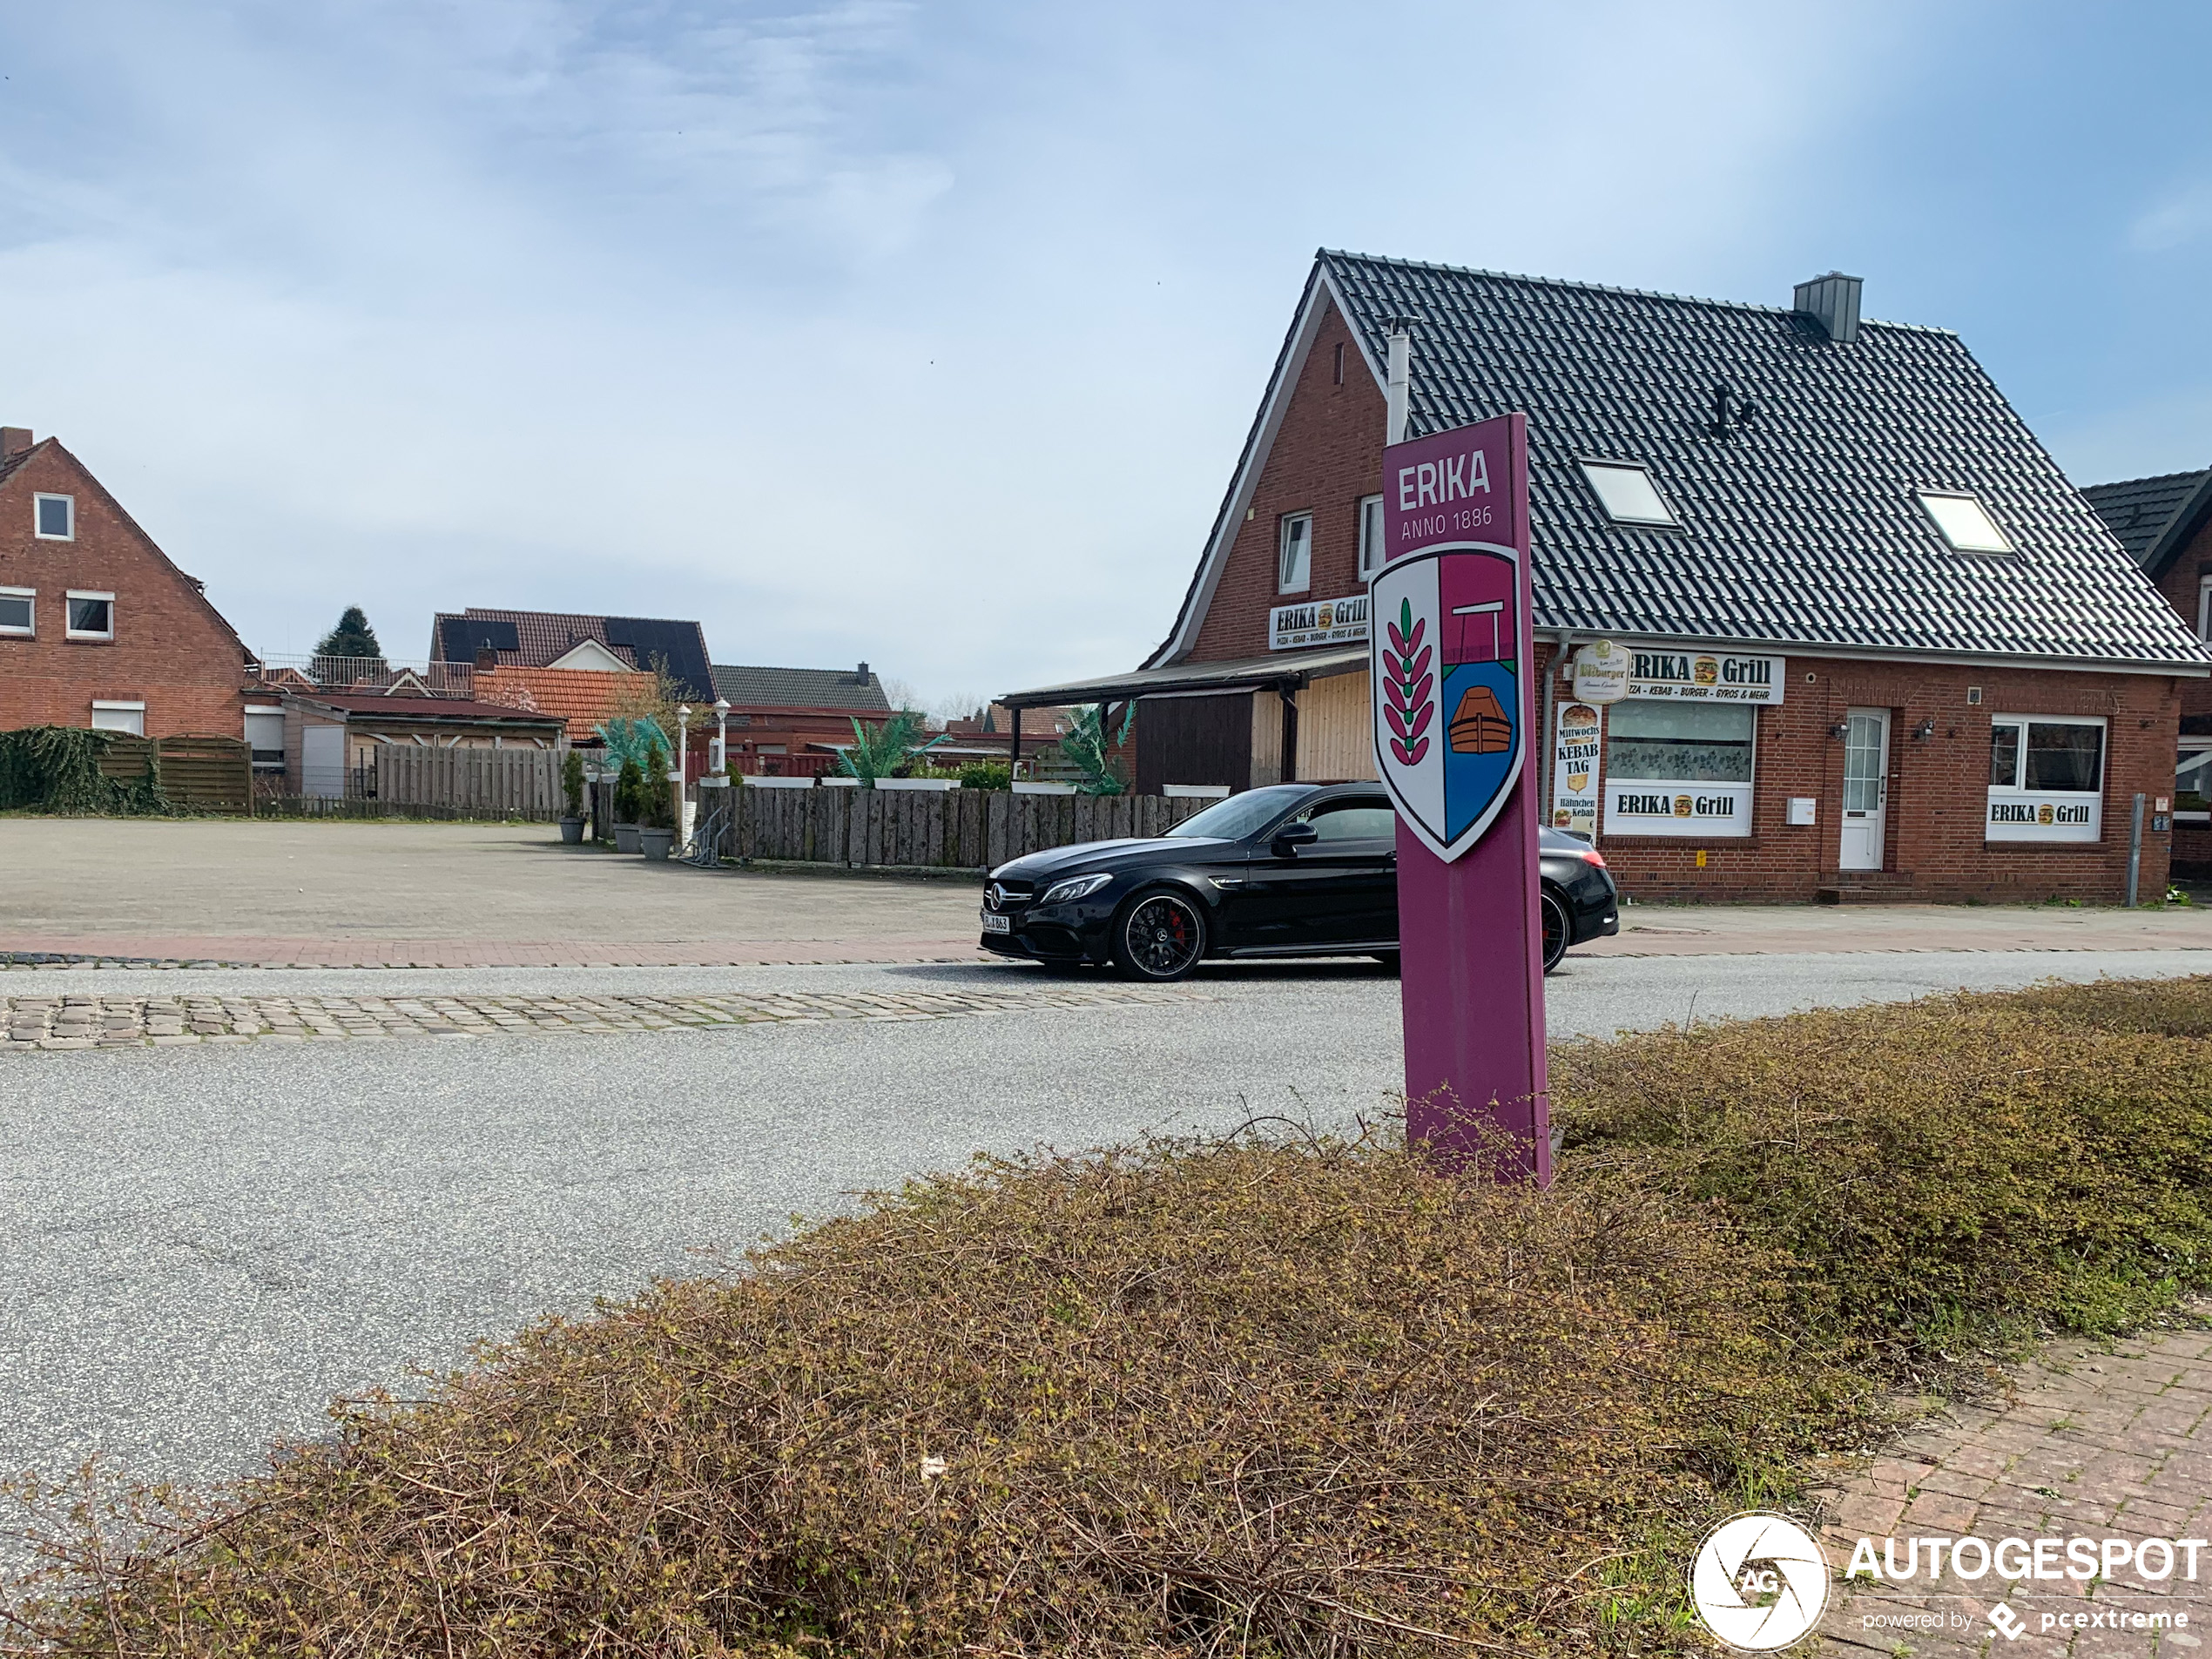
[1001,253,2209,902]
[2083,467,2212,870]
[707,661,892,774]
[0,428,254,739]
[429,609,716,700]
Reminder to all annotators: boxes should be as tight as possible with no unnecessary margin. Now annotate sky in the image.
[3,1,2209,710]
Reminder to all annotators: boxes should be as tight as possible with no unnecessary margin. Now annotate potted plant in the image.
[637,741,677,860]
[559,750,587,844]
[838,711,948,787]
[612,756,644,853]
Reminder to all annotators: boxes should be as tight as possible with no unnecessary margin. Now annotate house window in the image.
[0,586,31,637]
[1917,489,2013,553]
[90,700,145,736]
[1986,714,2104,842]
[1357,494,1386,581]
[1580,462,1677,527]
[244,706,286,772]
[34,494,74,540]
[2177,740,2212,817]
[2197,574,2212,641]
[65,590,114,639]
[1601,701,1755,838]
[1278,513,1312,593]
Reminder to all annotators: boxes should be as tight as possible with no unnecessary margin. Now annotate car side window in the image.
[1300,799,1398,842]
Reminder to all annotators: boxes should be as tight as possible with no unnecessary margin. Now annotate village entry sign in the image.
[1371,412,1549,1181]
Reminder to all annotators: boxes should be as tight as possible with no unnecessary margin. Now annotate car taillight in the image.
[1578,847,1608,869]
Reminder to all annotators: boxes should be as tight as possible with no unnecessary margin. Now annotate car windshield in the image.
[1163,786,1313,841]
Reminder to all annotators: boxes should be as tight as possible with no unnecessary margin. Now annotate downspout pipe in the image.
[1386,329,1411,446]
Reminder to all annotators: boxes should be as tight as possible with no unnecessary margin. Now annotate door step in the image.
[1816,872,1918,905]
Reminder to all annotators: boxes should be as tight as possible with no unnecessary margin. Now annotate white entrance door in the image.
[1838,708,1889,871]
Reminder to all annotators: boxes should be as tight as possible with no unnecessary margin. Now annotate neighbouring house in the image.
[2083,466,2212,871]
[707,660,892,773]
[429,608,716,700]
[470,665,651,744]
[1000,252,2210,902]
[273,690,568,798]
[0,427,257,740]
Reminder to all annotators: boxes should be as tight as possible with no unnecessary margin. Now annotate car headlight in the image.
[1038,872,1114,907]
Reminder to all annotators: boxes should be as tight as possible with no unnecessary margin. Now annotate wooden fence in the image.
[97,734,252,814]
[368,747,563,819]
[691,786,1209,872]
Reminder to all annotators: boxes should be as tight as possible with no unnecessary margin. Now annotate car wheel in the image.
[1112,888,1207,982]
[1541,887,1570,974]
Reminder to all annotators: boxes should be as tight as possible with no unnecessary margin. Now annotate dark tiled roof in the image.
[1300,252,2209,670]
[430,608,715,700]
[711,663,891,713]
[2082,469,2212,572]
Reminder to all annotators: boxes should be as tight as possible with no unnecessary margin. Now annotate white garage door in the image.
[301,725,345,799]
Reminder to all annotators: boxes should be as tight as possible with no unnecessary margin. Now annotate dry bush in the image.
[12,975,2212,1657]
[1554,975,2212,1365]
[4,1137,1818,1657]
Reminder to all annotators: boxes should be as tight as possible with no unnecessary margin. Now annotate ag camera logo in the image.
[1690,1513,1831,1650]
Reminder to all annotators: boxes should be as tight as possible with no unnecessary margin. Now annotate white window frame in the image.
[90,699,145,736]
[1579,461,1678,527]
[64,590,115,640]
[2196,574,2212,641]
[1986,712,2105,843]
[33,493,75,541]
[1278,511,1312,594]
[0,584,32,637]
[2176,738,2212,821]
[1357,494,1386,581]
[1917,489,2013,553]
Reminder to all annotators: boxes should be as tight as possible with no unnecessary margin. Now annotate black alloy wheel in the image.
[1541,887,1570,974]
[1113,890,1207,982]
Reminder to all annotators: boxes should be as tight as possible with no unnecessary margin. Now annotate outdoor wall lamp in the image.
[1912,718,1936,741]
[1828,719,1850,739]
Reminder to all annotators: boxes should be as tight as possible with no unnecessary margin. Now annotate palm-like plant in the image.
[840,711,947,787]
[1059,703,1134,796]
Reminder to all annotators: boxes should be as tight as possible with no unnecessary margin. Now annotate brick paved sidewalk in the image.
[1818,1318,2212,1658]
[0,935,989,969]
[0,982,1206,1050]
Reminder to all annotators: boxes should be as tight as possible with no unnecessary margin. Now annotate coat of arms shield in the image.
[1370,543,1526,863]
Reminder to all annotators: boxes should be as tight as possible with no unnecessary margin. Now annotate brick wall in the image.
[1527,644,2179,902]
[1190,302,1386,663]
[0,439,249,738]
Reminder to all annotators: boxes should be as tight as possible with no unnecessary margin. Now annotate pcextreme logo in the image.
[1689,1513,1831,1650]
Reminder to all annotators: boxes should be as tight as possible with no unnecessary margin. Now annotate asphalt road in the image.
[3,948,2206,1495]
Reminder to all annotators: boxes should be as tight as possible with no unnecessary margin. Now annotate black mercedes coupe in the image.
[978,782,1620,981]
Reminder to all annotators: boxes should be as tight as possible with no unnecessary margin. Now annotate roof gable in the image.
[545,637,634,673]
[1154,252,2209,672]
[429,607,716,700]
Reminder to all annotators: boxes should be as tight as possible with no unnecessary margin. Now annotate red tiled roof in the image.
[473,666,642,741]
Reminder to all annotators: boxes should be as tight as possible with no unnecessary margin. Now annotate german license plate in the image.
[980,912,1011,934]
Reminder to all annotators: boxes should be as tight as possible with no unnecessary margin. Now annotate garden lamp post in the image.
[712,696,731,775]
[676,705,691,838]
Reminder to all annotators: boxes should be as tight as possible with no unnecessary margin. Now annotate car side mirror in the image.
[1271,821,1319,854]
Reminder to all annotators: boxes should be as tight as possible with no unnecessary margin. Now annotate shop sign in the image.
[1604,780,1754,838]
[1571,640,1629,705]
[1986,794,2102,844]
[1271,594,1369,651]
[1625,650,1785,705]
[1551,700,1600,836]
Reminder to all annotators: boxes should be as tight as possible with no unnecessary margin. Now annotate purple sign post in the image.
[1371,412,1549,1182]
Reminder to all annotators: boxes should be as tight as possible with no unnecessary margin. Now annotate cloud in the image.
[2130,183,2212,253]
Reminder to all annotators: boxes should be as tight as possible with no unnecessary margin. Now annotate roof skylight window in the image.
[1580,462,1677,527]
[1917,490,2013,553]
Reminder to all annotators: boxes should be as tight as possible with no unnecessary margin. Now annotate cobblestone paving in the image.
[1818,1318,2212,1658]
[0,982,1205,1049]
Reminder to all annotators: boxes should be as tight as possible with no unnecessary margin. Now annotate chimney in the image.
[475,647,500,671]
[1792,272,1863,345]
[856,660,870,683]
[0,428,32,458]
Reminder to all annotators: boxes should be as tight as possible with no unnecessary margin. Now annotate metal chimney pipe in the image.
[1385,330,1410,445]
